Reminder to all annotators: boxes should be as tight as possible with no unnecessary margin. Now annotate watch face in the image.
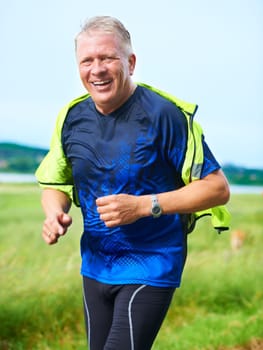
[152,206,161,215]
[151,195,162,218]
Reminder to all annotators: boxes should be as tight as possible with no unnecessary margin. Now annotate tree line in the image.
[0,142,262,185]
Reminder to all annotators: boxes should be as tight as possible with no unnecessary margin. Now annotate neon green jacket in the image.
[35,83,230,234]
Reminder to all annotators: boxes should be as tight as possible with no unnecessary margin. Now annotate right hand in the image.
[42,212,72,245]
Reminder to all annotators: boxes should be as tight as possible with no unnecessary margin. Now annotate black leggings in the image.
[82,276,175,350]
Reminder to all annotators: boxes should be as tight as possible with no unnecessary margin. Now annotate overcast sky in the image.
[0,0,262,168]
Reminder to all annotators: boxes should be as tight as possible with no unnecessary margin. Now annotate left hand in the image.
[42,212,72,245]
[96,194,144,227]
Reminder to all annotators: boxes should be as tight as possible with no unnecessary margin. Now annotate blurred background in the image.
[0,2,263,349]
[0,0,262,169]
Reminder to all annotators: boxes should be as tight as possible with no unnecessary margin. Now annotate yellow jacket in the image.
[36,83,230,234]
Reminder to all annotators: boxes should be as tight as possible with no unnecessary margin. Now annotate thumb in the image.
[57,213,72,234]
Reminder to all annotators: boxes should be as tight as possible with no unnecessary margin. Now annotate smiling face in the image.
[76,31,136,115]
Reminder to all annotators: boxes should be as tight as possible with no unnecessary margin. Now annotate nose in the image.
[91,59,107,74]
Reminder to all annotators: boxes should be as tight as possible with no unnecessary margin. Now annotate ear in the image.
[128,54,136,76]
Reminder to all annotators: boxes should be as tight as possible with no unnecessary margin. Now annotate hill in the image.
[0,142,263,185]
[223,164,263,186]
[0,142,48,174]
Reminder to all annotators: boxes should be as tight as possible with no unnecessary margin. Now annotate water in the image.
[1,173,263,194]
[230,184,263,194]
[0,172,36,183]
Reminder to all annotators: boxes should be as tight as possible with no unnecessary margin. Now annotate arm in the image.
[41,188,73,245]
[96,169,230,227]
[157,169,230,214]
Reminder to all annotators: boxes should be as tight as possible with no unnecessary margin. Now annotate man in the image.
[36,16,230,350]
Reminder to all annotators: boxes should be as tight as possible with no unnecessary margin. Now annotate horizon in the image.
[0,140,262,170]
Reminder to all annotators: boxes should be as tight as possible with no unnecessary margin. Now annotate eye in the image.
[102,56,119,63]
[81,58,93,66]
[102,57,113,63]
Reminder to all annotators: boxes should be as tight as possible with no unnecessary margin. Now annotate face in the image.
[76,31,136,114]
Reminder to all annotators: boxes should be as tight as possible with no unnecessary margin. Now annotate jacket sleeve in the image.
[138,82,230,233]
[35,103,78,205]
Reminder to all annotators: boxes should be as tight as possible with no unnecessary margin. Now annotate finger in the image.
[97,205,109,214]
[97,199,119,216]
[100,212,116,221]
[43,219,68,238]
[42,224,61,244]
[97,201,112,215]
[103,219,120,228]
[96,197,106,207]
[42,231,59,245]
[47,231,60,240]
[96,195,116,206]
[58,213,72,230]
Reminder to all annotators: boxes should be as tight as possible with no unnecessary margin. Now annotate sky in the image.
[0,0,262,168]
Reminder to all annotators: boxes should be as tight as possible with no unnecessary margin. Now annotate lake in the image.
[230,184,263,194]
[1,173,263,194]
[0,173,37,183]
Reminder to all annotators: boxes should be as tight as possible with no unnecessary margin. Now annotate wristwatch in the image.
[151,194,162,218]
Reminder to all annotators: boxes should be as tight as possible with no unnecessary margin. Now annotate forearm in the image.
[41,188,72,217]
[138,170,230,217]
[158,171,230,214]
[96,170,230,228]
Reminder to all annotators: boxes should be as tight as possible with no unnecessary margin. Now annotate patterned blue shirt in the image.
[62,85,220,287]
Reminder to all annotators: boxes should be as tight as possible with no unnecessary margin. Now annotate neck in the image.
[97,82,137,115]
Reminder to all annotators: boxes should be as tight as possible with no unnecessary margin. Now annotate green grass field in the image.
[0,184,262,350]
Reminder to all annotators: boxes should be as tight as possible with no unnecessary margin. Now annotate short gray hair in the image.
[75,16,133,56]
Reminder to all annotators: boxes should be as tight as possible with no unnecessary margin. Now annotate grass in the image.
[0,184,262,349]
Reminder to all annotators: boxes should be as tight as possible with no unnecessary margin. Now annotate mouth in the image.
[92,80,112,87]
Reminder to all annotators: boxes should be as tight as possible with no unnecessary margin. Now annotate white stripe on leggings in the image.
[128,285,147,350]
[82,284,91,350]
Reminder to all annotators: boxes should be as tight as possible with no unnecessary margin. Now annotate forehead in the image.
[76,31,121,55]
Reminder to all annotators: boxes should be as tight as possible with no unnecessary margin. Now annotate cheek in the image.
[119,64,132,80]
[79,66,89,77]
[79,69,91,86]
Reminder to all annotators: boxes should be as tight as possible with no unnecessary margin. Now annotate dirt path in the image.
[220,339,263,350]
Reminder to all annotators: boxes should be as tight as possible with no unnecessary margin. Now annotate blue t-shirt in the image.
[62,85,220,287]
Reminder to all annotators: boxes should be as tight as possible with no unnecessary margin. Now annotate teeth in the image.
[93,80,110,86]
